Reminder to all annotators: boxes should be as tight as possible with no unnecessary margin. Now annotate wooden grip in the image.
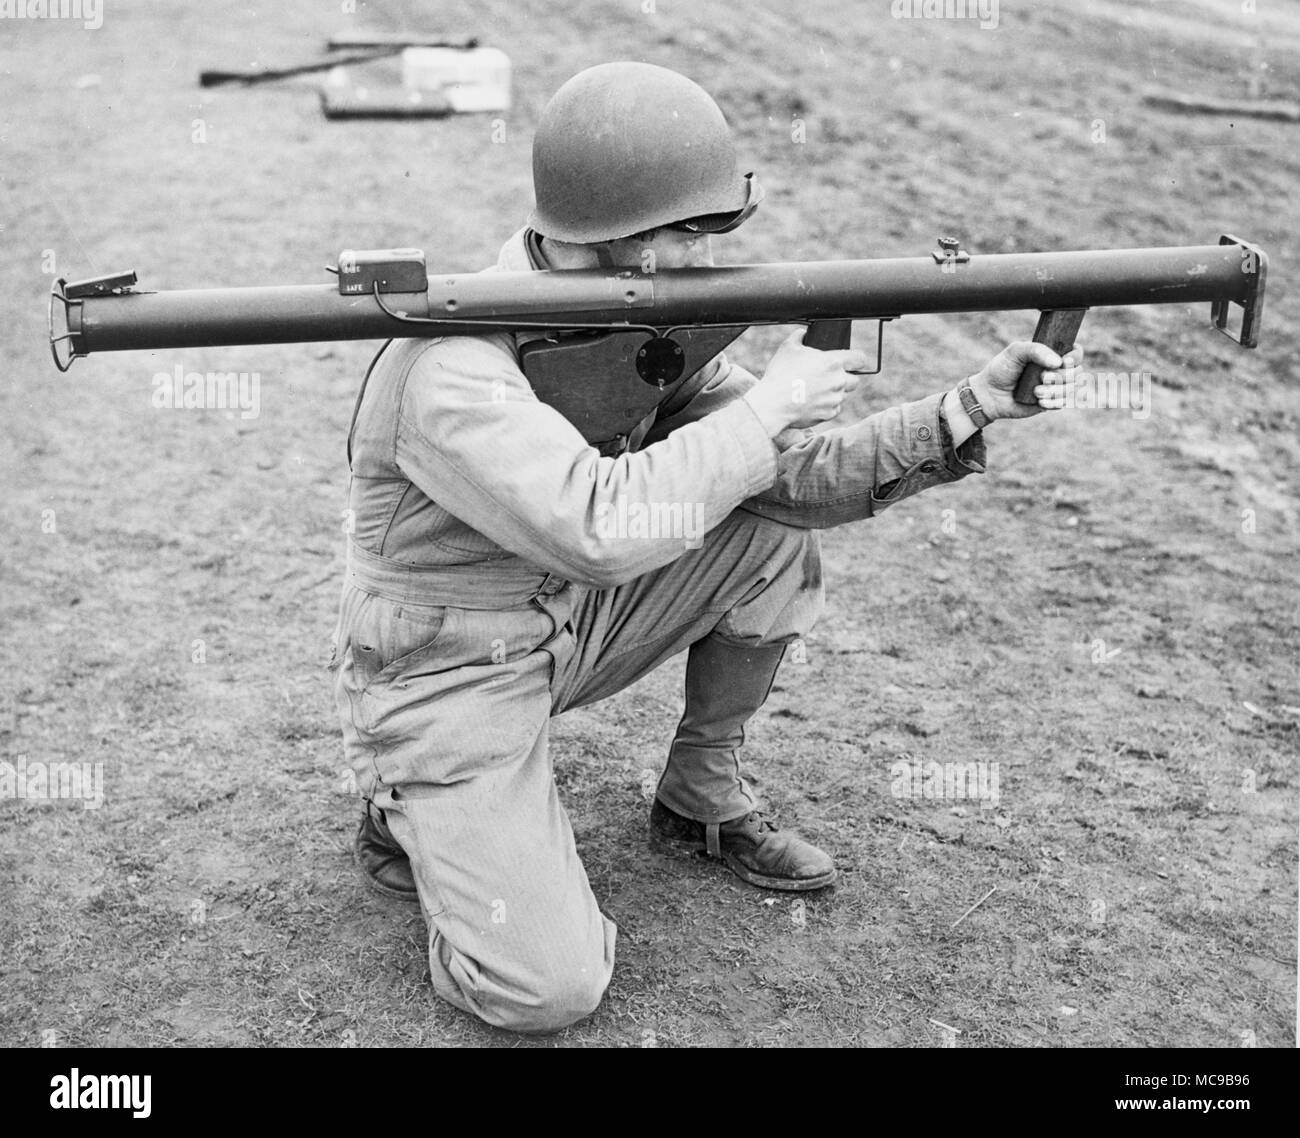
[1013,308,1087,405]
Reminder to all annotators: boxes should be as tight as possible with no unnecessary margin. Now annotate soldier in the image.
[333,61,1081,1032]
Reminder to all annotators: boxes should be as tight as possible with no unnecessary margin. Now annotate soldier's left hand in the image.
[967,341,1085,421]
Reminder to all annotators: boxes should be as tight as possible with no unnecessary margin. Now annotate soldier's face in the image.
[607,229,716,271]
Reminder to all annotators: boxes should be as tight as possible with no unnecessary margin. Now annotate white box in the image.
[401,46,512,113]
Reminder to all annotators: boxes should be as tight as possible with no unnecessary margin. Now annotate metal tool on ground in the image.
[198,33,478,87]
[327,32,479,50]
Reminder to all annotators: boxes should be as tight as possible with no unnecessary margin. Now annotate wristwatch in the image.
[957,380,992,429]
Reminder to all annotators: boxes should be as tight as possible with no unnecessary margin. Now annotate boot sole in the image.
[650,828,838,892]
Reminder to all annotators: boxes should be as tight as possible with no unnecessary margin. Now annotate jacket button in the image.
[916,425,932,441]
[920,461,939,473]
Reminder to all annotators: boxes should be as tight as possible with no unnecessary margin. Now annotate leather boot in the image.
[650,798,837,891]
[354,800,419,903]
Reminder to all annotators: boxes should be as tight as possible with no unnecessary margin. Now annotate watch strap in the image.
[957,381,992,429]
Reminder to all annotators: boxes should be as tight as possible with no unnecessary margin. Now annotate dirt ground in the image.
[1,0,1296,1048]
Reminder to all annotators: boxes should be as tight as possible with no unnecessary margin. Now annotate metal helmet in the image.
[527,62,759,244]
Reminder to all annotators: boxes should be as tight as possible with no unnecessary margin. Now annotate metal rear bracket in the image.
[1211,233,1266,348]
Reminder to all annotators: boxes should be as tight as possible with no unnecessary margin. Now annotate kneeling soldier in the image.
[333,61,1081,1033]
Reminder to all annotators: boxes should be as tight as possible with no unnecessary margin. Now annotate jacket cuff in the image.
[871,392,986,511]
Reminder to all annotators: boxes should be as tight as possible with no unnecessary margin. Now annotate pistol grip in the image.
[1014,308,1087,405]
[803,319,853,351]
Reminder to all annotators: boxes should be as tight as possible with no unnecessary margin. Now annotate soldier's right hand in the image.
[743,329,868,435]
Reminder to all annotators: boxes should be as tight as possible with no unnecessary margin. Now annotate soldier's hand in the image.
[968,341,1085,421]
[744,329,869,435]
